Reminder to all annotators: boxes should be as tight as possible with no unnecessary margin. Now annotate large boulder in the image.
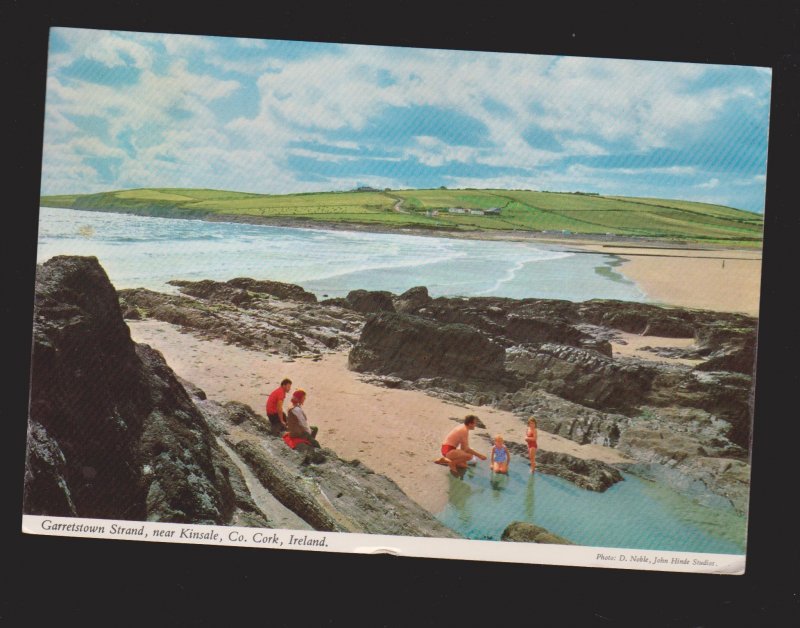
[348,312,507,382]
[24,256,267,526]
[343,289,396,314]
[505,344,657,412]
[505,314,590,347]
[501,522,575,544]
[393,286,432,313]
[577,300,696,337]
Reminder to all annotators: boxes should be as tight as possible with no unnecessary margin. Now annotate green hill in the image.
[40,187,764,247]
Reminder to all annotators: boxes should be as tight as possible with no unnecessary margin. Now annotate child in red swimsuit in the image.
[525,417,538,473]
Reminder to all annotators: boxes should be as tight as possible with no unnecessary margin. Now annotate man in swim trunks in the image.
[266,378,292,434]
[437,415,487,473]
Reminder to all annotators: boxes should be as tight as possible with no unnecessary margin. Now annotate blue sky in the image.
[41,28,771,212]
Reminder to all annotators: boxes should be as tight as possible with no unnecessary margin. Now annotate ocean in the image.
[36,207,648,301]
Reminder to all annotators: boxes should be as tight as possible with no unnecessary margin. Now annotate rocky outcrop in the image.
[501,522,575,544]
[168,277,317,304]
[341,289,396,314]
[497,389,628,447]
[394,286,433,313]
[25,256,267,526]
[119,281,364,355]
[348,312,508,383]
[504,344,658,412]
[535,451,624,492]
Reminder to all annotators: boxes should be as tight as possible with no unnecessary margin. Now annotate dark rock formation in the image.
[341,289,396,314]
[505,344,657,412]
[501,521,575,544]
[394,286,432,313]
[170,277,317,303]
[694,332,757,375]
[119,282,364,356]
[498,389,628,447]
[505,314,590,347]
[535,450,624,491]
[348,312,507,383]
[25,256,267,526]
[577,300,696,337]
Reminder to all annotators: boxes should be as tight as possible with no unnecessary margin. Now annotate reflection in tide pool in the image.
[437,460,746,554]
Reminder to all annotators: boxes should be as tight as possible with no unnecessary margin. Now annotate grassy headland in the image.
[41,187,764,247]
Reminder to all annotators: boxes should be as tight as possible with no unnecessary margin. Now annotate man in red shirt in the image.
[266,378,292,434]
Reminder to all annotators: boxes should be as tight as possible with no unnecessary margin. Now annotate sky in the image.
[41,28,772,212]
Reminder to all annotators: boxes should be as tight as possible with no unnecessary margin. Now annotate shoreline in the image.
[44,203,762,251]
[129,319,632,514]
[46,204,762,315]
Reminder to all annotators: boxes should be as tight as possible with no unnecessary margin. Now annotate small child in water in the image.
[490,434,510,474]
[526,417,538,473]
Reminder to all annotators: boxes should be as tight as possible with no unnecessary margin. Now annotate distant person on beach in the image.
[526,417,538,473]
[266,378,292,434]
[286,389,320,448]
[490,434,510,474]
[436,415,487,474]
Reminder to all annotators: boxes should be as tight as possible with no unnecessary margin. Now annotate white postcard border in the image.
[22,515,745,575]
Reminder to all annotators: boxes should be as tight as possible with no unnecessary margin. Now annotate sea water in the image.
[437,462,746,554]
[36,207,647,301]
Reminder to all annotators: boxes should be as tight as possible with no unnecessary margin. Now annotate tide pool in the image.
[37,207,648,301]
[437,460,746,554]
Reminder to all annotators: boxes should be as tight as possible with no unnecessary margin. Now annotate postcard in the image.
[22,26,770,574]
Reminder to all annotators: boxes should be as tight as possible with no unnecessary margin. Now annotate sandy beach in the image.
[398,226,763,317]
[564,243,762,317]
[129,320,631,513]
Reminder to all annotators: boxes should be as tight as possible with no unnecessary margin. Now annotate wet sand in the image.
[129,320,631,513]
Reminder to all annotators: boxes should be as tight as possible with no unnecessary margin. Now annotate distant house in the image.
[447,207,467,214]
[485,207,502,215]
[426,209,440,217]
[468,209,485,215]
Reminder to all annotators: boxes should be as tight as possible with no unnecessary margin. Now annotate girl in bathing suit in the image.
[490,434,510,474]
[526,417,538,474]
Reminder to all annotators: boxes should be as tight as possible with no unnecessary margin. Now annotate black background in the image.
[2,2,799,626]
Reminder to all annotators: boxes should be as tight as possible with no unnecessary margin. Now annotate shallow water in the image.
[436,460,746,554]
[37,207,648,302]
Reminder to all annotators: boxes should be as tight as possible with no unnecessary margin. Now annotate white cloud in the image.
[41,29,771,201]
[696,178,720,189]
[560,139,608,156]
[85,34,154,69]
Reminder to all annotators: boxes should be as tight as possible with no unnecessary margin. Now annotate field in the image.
[40,187,764,246]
